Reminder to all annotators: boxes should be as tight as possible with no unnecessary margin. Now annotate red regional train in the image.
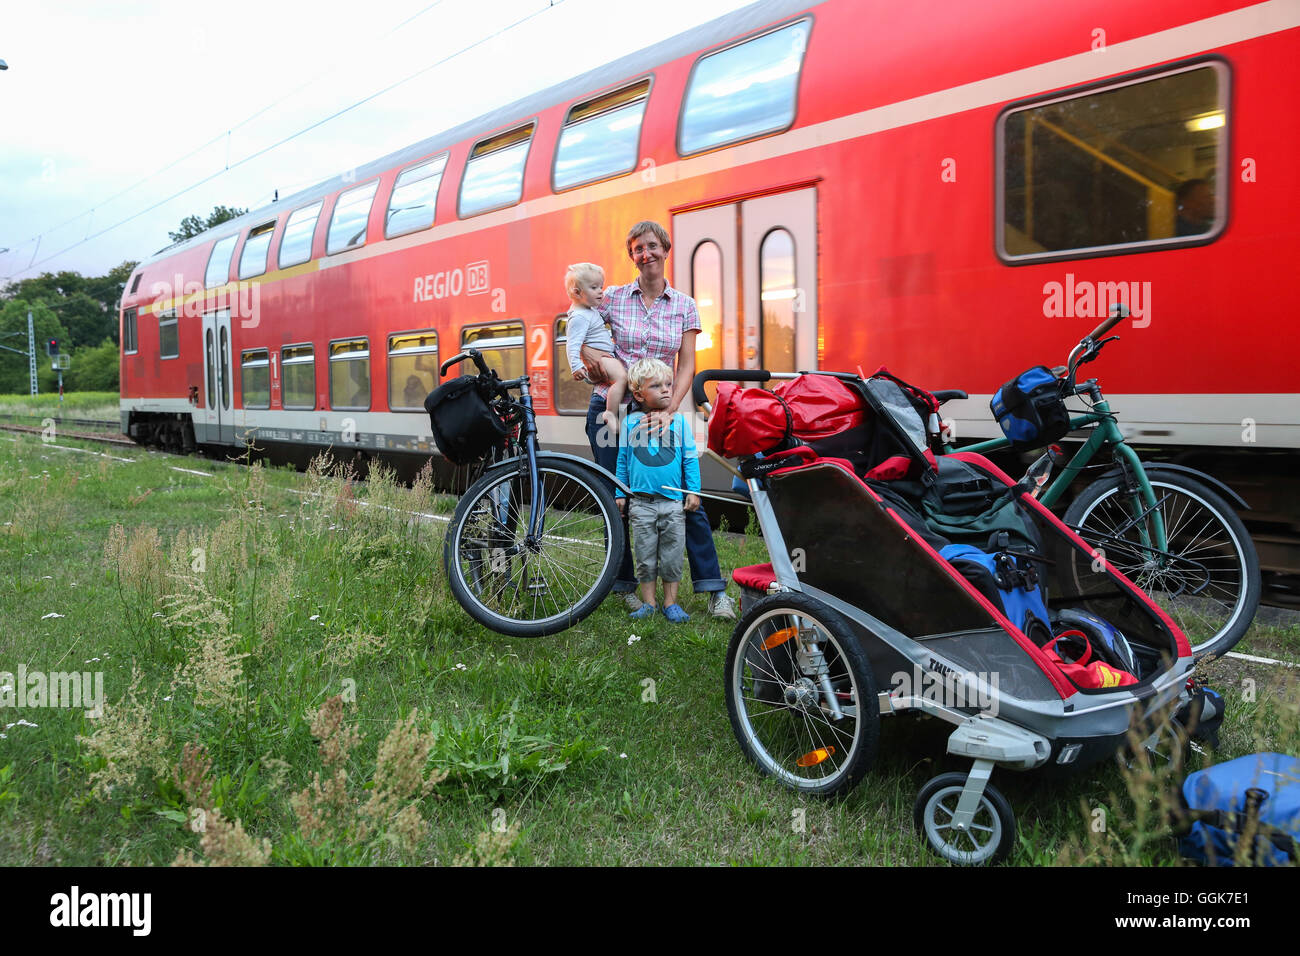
[118,0,1300,599]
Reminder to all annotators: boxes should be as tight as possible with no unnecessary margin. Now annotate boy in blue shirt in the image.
[615,358,701,622]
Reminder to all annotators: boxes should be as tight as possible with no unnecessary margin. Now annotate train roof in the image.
[143,0,821,267]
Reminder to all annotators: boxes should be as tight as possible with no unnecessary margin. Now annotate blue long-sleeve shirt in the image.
[615,411,701,501]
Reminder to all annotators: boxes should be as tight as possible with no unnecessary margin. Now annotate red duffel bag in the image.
[708,375,868,458]
[708,382,792,458]
[777,374,867,439]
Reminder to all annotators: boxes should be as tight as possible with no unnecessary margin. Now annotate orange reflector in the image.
[795,746,836,767]
[762,626,797,650]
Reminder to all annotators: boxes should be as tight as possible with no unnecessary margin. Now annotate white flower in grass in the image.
[163,695,173,702]
[454,663,468,671]
[309,614,320,621]
[41,612,64,620]
[627,633,641,646]
[619,753,628,759]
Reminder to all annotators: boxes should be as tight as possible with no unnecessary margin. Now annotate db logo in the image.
[467,261,490,296]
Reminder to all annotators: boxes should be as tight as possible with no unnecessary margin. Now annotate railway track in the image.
[0,420,136,446]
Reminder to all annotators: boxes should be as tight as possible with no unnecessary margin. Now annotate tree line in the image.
[0,206,245,394]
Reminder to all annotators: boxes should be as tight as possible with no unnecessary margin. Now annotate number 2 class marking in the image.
[531,327,548,367]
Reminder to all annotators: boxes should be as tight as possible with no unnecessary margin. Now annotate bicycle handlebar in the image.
[1086,303,1128,342]
[691,368,772,410]
[439,348,492,378]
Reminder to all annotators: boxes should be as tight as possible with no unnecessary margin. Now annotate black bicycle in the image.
[436,349,626,637]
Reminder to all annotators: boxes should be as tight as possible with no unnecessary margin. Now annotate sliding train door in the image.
[672,186,819,395]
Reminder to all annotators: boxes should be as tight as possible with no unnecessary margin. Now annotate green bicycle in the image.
[941,306,1261,661]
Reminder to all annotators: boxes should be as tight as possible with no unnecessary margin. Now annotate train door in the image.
[200,309,233,445]
[672,187,818,392]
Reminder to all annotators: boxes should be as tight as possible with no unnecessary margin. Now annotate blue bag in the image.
[1178,752,1300,866]
[940,543,1050,639]
[990,366,1069,451]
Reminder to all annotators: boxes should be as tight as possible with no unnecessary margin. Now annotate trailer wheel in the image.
[915,772,1016,865]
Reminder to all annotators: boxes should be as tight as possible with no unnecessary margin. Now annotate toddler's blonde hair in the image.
[564,262,605,302]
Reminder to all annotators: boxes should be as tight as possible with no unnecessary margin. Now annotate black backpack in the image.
[424,375,510,465]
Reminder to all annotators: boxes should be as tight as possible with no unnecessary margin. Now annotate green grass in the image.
[0,391,119,424]
[0,432,1295,866]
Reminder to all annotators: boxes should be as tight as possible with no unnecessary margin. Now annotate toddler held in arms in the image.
[563,262,627,435]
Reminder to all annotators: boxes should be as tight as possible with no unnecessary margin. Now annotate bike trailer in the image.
[425,375,510,464]
[1176,752,1300,866]
[709,367,1195,864]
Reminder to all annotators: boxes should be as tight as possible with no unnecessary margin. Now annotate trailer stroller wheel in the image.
[725,593,880,798]
[915,773,1016,866]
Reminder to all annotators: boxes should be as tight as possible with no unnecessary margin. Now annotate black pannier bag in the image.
[424,375,509,465]
[990,366,1070,451]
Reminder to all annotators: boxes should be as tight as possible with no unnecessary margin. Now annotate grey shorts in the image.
[628,496,686,584]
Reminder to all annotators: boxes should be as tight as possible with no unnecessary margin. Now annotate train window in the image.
[123,308,138,355]
[205,329,216,408]
[205,235,238,289]
[219,326,231,411]
[679,18,809,156]
[326,180,379,256]
[554,80,650,191]
[329,338,370,410]
[554,315,593,414]
[387,331,438,411]
[999,61,1229,261]
[459,124,534,218]
[238,222,276,280]
[462,321,524,380]
[282,344,315,410]
[241,349,270,409]
[386,156,448,239]
[760,229,796,374]
[129,274,142,295]
[159,311,179,360]
[691,241,723,396]
[279,202,322,269]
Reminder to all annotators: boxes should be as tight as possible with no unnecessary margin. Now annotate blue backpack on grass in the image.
[1177,752,1300,866]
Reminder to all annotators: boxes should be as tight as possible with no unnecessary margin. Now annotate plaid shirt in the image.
[593,280,701,400]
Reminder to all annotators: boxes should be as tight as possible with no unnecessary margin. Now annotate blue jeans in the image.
[585,394,725,594]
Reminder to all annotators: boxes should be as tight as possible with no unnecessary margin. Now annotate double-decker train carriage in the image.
[118,0,1300,599]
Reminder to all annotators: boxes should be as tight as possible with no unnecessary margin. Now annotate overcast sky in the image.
[0,0,757,282]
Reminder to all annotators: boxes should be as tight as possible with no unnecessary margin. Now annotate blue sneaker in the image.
[630,603,657,620]
[662,604,690,624]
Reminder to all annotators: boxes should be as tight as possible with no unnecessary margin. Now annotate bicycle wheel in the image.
[724,593,879,798]
[1064,471,1261,660]
[444,458,624,637]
